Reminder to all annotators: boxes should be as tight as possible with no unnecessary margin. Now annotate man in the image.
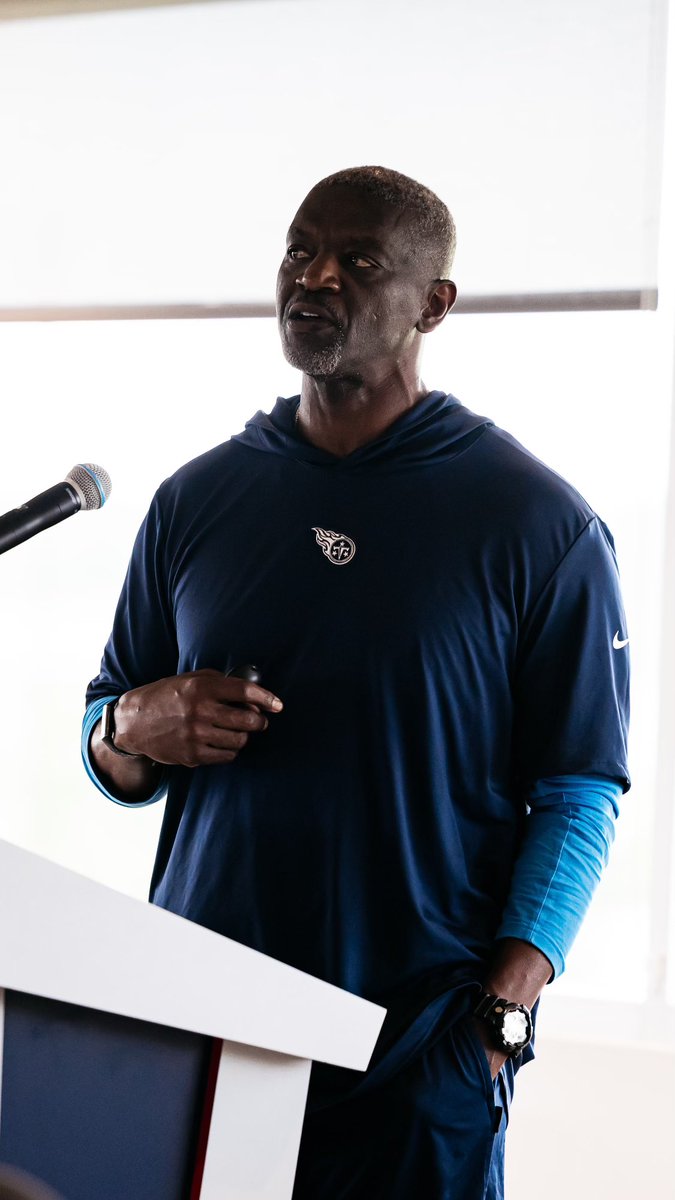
[83,166,629,1198]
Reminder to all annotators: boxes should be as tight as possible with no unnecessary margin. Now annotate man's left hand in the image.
[470,1017,508,1079]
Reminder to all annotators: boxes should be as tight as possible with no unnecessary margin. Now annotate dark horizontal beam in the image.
[455,288,658,313]
[0,290,658,322]
[0,302,276,321]
[0,0,232,20]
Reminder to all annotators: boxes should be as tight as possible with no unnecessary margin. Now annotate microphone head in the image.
[66,463,112,511]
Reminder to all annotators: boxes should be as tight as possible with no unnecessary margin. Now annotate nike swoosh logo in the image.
[613,631,629,650]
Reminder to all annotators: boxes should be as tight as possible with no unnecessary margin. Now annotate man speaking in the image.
[83,166,629,1198]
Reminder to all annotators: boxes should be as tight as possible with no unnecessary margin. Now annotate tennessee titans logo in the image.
[312,526,356,566]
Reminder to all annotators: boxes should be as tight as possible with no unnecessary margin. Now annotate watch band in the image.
[474,992,507,1020]
[100,699,146,759]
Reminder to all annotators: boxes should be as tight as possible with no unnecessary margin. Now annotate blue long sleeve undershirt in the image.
[81,701,620,978]
[497,774,621,978]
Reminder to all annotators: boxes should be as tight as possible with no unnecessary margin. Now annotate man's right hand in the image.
[112,668,283,766]
[89,669,283,801]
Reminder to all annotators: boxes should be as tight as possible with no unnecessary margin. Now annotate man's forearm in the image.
[483,936,553,1008]
[473,937,552,1078]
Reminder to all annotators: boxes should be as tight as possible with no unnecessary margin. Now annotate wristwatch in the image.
[473,992,533,1055]
[100,699,144,758]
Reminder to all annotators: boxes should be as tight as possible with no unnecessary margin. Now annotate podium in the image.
[0,840,386,1199]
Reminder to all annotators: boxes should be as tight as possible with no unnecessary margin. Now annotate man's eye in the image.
[287,247,309,261]
[348,253,376,269]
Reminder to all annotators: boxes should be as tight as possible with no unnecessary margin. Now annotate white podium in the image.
[0,839,385,1200]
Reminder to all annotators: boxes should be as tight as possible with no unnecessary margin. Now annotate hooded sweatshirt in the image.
[85,390,629,1093]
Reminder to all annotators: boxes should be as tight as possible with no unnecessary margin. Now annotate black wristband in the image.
[100,700,148,760]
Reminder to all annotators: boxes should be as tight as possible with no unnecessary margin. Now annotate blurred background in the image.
[0,0,673,1195]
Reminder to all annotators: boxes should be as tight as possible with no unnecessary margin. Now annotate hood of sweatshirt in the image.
[231,390,493,474]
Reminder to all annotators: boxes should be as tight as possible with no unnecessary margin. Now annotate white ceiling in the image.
[0,0,667,306]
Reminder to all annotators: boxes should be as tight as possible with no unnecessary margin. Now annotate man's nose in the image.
[295,253,341,292]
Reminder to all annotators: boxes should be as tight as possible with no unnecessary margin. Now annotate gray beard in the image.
[280,322,347,378]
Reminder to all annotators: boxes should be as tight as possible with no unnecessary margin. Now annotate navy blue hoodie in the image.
[86,390,629,1094]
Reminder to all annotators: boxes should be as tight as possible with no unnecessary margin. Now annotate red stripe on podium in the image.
[190,1037,223,1200]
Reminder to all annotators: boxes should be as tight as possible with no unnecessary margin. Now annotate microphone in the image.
[0,463,112,556]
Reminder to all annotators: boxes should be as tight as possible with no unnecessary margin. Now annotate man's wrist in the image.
[100,698,146,758]
[483,937,553,1008]
[473,992,533,1056]
[89,713,164,805]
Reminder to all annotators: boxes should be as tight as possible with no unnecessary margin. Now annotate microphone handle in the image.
[0,483,81,556]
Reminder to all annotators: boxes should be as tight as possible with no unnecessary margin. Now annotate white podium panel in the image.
[200,1043,312,1200]
[0,840,385,1199]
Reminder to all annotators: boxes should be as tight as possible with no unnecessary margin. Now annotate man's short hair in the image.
[312,165,456,277]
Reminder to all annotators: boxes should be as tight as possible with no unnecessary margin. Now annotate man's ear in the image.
[416,280,457,333]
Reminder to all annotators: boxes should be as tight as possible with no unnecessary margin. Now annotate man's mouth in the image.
[286,301,338,330]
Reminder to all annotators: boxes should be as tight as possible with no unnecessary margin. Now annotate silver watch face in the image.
[502,1008,529,1046]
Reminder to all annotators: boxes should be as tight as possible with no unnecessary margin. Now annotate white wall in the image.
[507,1037,675,1199]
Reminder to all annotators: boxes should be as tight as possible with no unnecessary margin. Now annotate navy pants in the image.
[292,1017,511,1200]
